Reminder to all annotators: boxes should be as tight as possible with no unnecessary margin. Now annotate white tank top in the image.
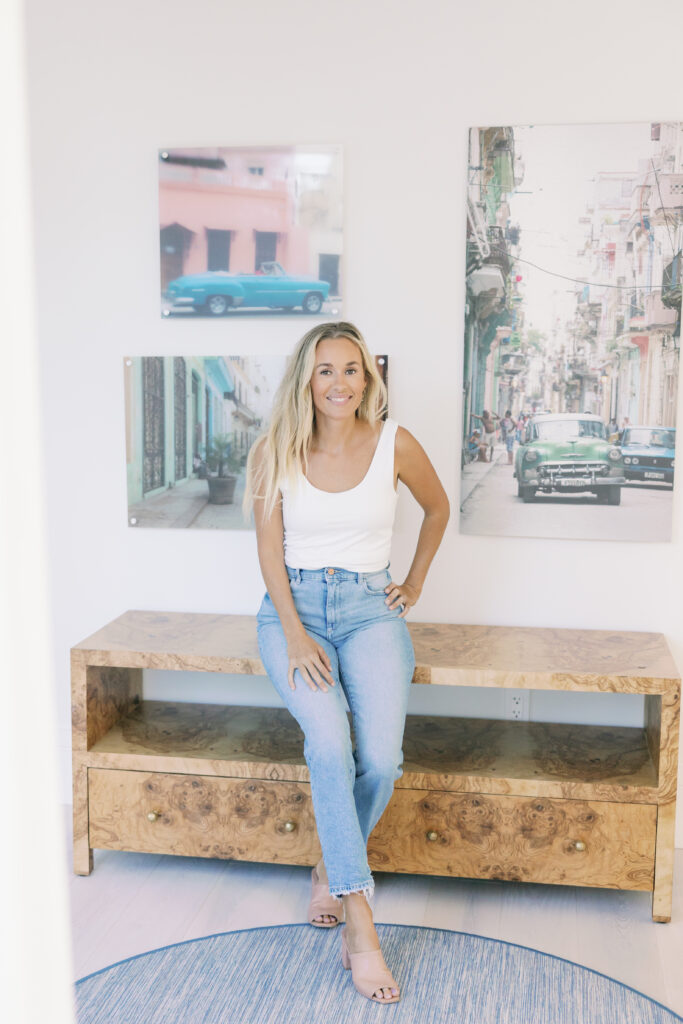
[281,418,399,572]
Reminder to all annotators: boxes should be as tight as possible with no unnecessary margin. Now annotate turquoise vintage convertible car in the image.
[164,262,331,316]
[513,413,625,505]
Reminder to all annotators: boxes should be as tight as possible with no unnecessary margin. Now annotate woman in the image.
[243,322,449,1004]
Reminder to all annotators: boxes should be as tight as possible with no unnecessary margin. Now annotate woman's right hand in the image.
[286,631,335,692]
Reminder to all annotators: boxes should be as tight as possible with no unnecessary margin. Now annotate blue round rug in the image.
[75,923,682,1023]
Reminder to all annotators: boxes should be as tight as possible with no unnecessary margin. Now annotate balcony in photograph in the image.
[227,393,259,426]
[650,174,683,215]
[467,264,506,299]
[568,355,599,380]
[466,236,488,275]
[644,290,679,330]
[499,352,526,375]
[662,252,682,310]
[483,226,510,275]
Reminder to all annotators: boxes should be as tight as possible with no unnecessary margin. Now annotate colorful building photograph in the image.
[125,354,287,528]
[461,121,682,542]
[159,146,343,317]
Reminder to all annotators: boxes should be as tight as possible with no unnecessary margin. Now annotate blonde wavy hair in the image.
[243,321,387,522]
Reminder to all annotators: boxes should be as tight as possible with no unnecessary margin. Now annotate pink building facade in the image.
[159,148,324,291]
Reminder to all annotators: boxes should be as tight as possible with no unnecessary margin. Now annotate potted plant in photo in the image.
[205,433,242,504]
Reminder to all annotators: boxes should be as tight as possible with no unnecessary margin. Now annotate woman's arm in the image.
[385,426,450,616]
[252,442,335,691]
[254,493,303,644]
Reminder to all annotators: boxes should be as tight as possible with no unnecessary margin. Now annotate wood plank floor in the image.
[65,806,683,1015]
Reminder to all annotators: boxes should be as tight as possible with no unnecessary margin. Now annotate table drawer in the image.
[368,790,656,890]
[88,768,321,864]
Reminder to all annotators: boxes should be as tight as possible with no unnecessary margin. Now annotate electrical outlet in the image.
[504,690,530,721]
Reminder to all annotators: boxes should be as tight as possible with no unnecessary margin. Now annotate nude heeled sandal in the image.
[307,866,344,928]
[341,928,400,1003]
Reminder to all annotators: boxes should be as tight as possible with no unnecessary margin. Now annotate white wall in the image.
[25,0,683,842]
[2,3,75,1020]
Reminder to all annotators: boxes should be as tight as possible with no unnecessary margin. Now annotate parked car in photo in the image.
[619,426,675,485]
[164,262,331,316]
[513,413,625,504]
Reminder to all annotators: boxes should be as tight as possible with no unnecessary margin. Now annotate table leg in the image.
[649,687,680,923]
[72,757,92,875]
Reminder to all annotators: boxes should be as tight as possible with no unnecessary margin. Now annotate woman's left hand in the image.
[384,580,421,618]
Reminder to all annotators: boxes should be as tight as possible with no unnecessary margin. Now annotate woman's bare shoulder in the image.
[393,424,448,513]
[394,423,419,450]
[395,423,436,471]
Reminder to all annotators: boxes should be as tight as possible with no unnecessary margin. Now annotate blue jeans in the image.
[256,564,416,900]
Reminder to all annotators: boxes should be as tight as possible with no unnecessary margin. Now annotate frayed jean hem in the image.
[328,878,375,902]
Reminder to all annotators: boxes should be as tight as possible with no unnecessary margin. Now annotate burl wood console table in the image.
[71,612,680,921]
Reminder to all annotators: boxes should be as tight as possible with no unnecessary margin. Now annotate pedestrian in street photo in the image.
[471,409,500,462]
[467,429,486,462]
[515,413,525,443]
[243,321,450,1005]
[500,409,516,465]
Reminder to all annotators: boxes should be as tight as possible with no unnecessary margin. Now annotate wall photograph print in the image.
[159,146,343,318]
[462,121,682,542]
[124,354,389,530]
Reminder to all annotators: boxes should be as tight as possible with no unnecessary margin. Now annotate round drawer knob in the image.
[284,820,297,832]
[147,810,161,822]
[426,830,439,842]
[573,840,586,852]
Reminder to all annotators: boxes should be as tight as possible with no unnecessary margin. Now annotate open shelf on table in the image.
[87,699,659,801]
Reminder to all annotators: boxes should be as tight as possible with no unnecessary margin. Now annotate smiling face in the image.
[309,335,367,421]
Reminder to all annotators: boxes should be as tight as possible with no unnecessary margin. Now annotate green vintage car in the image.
[513,413,625,505]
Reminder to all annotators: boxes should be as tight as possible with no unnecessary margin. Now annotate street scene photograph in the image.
[461,122,682,542]
[125,354,287,529]
[159,145,343,318]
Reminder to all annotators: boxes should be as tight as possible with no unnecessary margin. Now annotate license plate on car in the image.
[559,479,590,487]
[644,471,665,479]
